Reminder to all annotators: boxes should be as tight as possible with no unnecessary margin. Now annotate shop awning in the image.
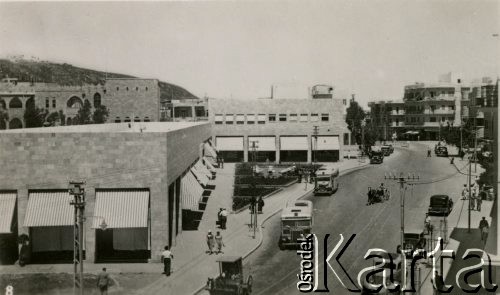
[0,193,17,233]
[93,190,149,229]
[314,136,340,151]
[24,191,73,227]
[280,136,308,150]
[248,136,276,151]
[194,159,212,179]
[204,142,218,158]
[181,171,204,211]
[191,167,210,187]
[216,136,244,151]
[203,157,216,173]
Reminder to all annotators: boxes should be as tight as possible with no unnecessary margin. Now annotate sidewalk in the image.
[417,196,493,294]
[0,159,370,295]
[140,158,370,295]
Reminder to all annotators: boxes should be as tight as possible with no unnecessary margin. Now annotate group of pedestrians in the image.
[216,155,224,168]
[206,230,225,254]
[461,183,483,211]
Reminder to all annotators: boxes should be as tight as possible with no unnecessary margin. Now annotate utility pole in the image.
[313,126,319,165]
[468,157,472,233]
[69,181,86,295]
[249,140,259,239]
[385,172,420,293]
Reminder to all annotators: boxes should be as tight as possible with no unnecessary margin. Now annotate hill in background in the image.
[0,57,198,101]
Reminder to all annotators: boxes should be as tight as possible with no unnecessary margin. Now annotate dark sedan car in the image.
[428,194,453,216]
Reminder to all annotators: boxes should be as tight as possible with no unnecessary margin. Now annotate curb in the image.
[191,163,371,295]
[191,188,313,295]
[232,188,285,214]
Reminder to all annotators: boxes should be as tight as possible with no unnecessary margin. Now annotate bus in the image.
[313,167,339,196]
[278,200,313,250]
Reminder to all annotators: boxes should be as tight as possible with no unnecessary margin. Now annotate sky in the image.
[0,0,498,107]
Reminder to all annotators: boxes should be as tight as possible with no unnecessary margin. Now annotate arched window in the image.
[9,97,22,108]
[9,118,23,129]
[93,93,102,107]
[67,117,73,125]
[67,96,83,108]
[25,97,35,109]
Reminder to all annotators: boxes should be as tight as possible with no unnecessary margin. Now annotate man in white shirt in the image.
[220,208,229,229]
[161,246,174,276]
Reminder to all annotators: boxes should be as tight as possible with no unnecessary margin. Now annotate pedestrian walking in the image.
[427,147,432,157]
[207,230,215,254]
[431,270,445,295]
[220,208,229,229]
[221,157,224,168]
[366,187,373,205]
[215,231,225,254]
[161,246,174,276]
[479,217,489,241]
[217,208,223,228]
[97,267,110,295]
[425,213,432,234]
[477,194,482,211]
[461,184,468,200]
[257,196,264,214]
[470,188,476,211]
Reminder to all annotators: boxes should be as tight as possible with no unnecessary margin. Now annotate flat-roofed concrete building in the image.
[0,78,161,129]
[208,98,349,163]
[0,122,214,264]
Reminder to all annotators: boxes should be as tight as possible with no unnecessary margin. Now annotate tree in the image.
[0,108,8,129]
[45,110,66,126]
[58,110,66,126]
[441,120,476,153]
[345,100,366,145]
[24,101,47,128]
[73,99,92,125]
[363,123,380,153]
[92,105,109,124]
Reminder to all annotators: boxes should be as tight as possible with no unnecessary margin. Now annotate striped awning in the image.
[191,167,210,187]
[204,142,218,158]
[204,157,216,172]
[0,193,17,233]
[24,191,73,227]
[194,160,212,179]
[93,190,149,229]
[181,171,204,211]
[314,136,340,150]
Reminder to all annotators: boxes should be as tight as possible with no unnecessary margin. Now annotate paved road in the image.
[243,143,470,295]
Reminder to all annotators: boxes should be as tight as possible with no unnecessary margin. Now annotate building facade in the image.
[0,122,212,264]
[208,98,349,163]
[369,77,498,141]
[0,78,161,129]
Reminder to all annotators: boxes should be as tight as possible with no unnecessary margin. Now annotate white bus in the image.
[278,200,313,250]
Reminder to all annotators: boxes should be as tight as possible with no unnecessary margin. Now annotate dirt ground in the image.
[0,272,162,295]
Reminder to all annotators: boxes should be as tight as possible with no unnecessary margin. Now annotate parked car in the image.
[387,144,394,154]
[428,195,453,216]
[370,151,384,164]
[481,185,495,201]
[403,227,426,258]
[435,146,448,157]
[381,145,391,156]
